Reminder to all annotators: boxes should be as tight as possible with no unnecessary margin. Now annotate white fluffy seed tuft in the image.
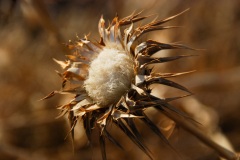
[84,48,134,107]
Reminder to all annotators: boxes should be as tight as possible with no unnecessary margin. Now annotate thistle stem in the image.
[161,107,239,160]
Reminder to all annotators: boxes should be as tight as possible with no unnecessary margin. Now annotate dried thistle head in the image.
[44,9,196,159]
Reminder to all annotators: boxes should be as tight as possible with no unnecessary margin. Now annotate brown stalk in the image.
[161,107,239,160]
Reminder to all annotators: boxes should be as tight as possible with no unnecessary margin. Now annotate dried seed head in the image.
[44,9,205,160]
[84,47,134,106]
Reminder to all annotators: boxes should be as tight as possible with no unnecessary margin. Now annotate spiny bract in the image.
[44,10,196,160]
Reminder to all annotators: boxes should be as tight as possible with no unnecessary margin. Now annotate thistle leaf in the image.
[145,55,197,65]
[39,91,57,100]
[99,134,107,160]
[115,119,153,160]
[146,77,192,94]
[150,70,196,78]
[83,112,92,143]
[125,118,145,143]
[104,130,124,150]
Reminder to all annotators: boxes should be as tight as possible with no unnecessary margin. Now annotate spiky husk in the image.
[43,10,198,160]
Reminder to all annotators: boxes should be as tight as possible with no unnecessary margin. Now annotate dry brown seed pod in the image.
[44,9,238,160]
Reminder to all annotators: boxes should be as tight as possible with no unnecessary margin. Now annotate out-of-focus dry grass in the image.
[0,0,239,160]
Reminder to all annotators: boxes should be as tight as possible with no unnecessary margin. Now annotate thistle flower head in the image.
[84,47,134,107]
[44,9,196,160]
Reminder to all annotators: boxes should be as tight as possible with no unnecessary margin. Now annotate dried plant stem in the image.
[161,107,239,160]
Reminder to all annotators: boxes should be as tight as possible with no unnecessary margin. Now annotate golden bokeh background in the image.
[0,0,239,159]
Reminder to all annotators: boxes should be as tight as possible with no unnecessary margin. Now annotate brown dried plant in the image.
[43,10,239,160]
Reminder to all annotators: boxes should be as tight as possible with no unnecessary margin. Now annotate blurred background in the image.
[0,0,240,159]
